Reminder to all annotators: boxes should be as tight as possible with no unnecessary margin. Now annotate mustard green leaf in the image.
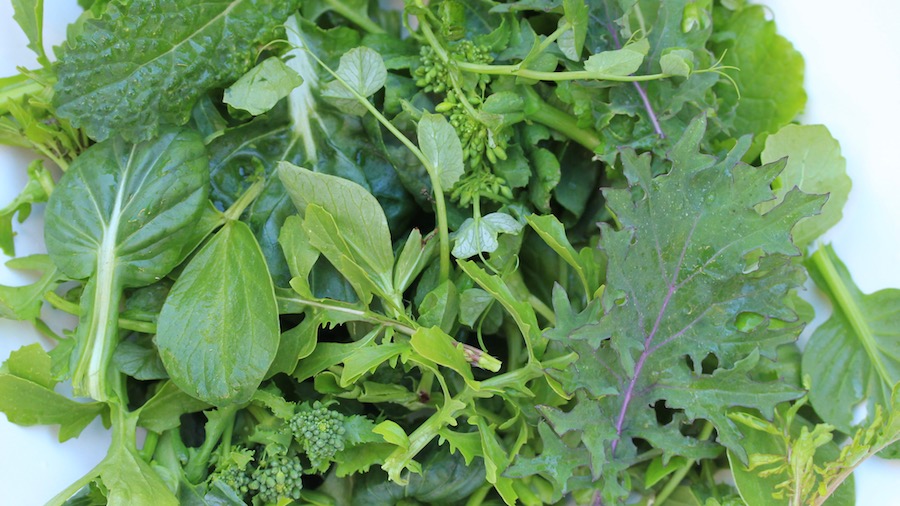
[53,0,301,142]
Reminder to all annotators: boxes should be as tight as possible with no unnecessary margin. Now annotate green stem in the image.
[655,421,715,506]
[224,177,265,222]
[278,294,417,335]
[139,431,160,462]
[521,87,602,152]
[184,404,241,484]
[534,22,572,56]
[457,60,669,83]
[528,294,556,324]
[811,247,893,387]
[323,0,386,35]
[303,48,452,283]
[45,291,157,334]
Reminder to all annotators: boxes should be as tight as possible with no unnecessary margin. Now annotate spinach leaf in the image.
[157,220,280,406]
[44,128,209,400]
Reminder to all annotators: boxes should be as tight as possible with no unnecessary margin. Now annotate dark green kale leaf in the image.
[534,117,824,502]
[53,0,300,142]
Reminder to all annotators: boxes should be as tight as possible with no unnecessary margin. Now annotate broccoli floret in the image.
[289,401,346,468]
[247,454,304,504]
[209,447,254,499]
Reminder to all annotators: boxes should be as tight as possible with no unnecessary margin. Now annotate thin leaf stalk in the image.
[810,247,893,387]
[301,48,452,283]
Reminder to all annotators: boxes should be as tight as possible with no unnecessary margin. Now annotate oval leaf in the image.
[157,220,279,405]
[418,112,464,190]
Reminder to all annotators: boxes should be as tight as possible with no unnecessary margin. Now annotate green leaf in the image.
[660,48,694,77]
[803,245,900,432]
[527,147,561,213]
[409,326,473,383]
[506,421,591,495]
[452,212,523,259]
[278,163,395,297]
[44,128,209,400]
[525,214,596,296]
[97,417,179,506]
[583,38,649,76]
[417,280,459,334]
[0,159,53,257]
[53,0,300,142]
[373,420,410,449]
[340,342,409,387]
[278,214,320,297]
[0,254,63,321]
[728,413,855,506]
[138,381,211,433]
[223,56,303,115]
[759,125,850,249]
[417,112,465,190]
[0,344,106,441]
[266,315,319,378]
[322,46,387,116]
[559,0,588,61]
[393,229,437,293]
[710,4,806,160]
[293,328,378,383]
[541,117,822,487]
[157,220,280,406]
[11,0,48,67]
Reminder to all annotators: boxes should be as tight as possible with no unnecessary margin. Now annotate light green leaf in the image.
[157,220,280,405]
[559,0,588,61]
[0,159,53,257]
[418,112,465,190]
[393,229,437,293]
[525,214,596,296]
[278,163,394,296]
[98,423,179,506]
[0,254,62,321]
[0,344,106,441]
[265,315,320,378]
[803,245,900,432]
[409,326,473,382]
[452,212,523,259]
[53,0,301,142]
[583,38,649,76]
[293,327,378,383]
[759,124,850,249]
[527,147,561,213]
[417,280,459,334]
[138,381,211,433]
[373,420,410,449]
[322,46,387,116]
[341,342,409,387]
[278,214,320,298]
[223,56,302,115]
[660,48,694,77]
[11,0,48,66]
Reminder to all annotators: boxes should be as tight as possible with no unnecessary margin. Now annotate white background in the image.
[0,1,898,504]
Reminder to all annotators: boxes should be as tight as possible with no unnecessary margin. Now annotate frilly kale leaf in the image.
[534,116,825,502]
[53,0,300,142]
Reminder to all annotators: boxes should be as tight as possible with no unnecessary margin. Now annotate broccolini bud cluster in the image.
[247,454,304,504]
[215,464,252,497]
[414,41,493,93]
[289,402,346,468]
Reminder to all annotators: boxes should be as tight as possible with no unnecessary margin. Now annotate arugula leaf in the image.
[535,117,823,502]
[223,57,303,116]
[53,0,301,142]
[11,0,49,67]
[0,344,106,442]
[157,220,280,406]
[759,125,850,250]
[0,159,53,257]
[0,255,63,321]
[44,128,209,400]
[803,245,900,432]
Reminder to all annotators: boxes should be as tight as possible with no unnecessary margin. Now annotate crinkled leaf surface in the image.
[536,117,823,502]
[760,124,850,250]
[803,245,900,432]
[157,220,280,405]
[53,0,300,142]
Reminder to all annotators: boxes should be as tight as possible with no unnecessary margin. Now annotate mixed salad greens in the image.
[1,0,898,505]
